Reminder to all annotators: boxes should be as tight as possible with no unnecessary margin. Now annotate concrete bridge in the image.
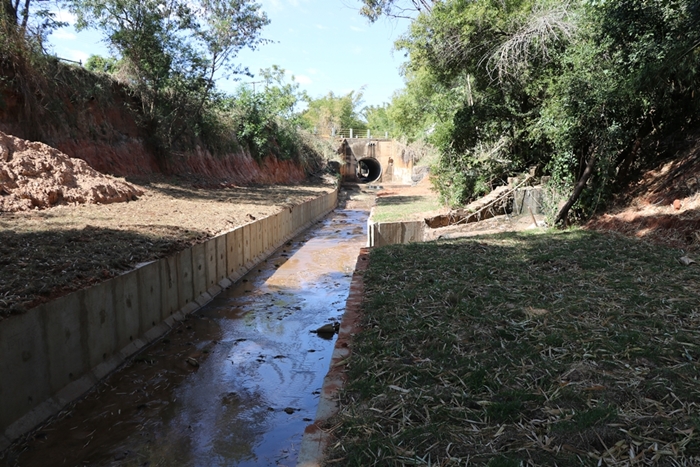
[337,138,426,185]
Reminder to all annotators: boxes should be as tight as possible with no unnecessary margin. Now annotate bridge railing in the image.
[319,128,393,139]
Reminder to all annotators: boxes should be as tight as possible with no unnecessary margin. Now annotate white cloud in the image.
[315,24,328,30]
[350,26,364,32]
[307,68,318,75]
[53,30,77,40]
[352,46,363,55]
[53,9,77,26]
[295,74,312,84]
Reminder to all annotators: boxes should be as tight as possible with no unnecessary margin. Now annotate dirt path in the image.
[0,177,335,318]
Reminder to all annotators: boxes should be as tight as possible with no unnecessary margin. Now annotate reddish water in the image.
[2,207,368,467]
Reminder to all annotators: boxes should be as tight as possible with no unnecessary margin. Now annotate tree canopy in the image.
[367,0,700,219]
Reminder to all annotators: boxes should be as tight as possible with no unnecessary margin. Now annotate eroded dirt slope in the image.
[587,142,700,250]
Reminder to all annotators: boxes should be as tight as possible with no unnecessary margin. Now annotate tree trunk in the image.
[554,153,597,226]
[1,0,17,25]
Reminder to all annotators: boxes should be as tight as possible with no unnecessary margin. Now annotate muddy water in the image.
[3,205,369,467]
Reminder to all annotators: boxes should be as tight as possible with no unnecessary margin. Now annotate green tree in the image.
[363,104,392,135]
[301,90,366,135]
[84,54,119,73]
[70,0,269,149]
[228,66,307,160]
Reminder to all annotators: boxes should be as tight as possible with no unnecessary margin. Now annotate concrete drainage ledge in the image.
[297,248,370,467]
[0,188,338,453]
[367,210,425,247]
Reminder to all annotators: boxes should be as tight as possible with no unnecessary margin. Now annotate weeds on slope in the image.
[329,230,700,466]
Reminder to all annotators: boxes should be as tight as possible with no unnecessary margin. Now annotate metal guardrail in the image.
[315,128,393,139]
[55,56,83,66]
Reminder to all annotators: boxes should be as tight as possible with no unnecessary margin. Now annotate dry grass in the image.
[328,229,700,466]
[371,183,446,223]
[0,178,333,317]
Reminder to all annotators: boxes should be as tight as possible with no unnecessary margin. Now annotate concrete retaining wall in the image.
[367,219,425,247]
[0,188,338,450]
[513,186,545,215]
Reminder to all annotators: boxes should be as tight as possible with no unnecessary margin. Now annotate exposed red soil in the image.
[0,131,143,212]
[586,146,700,250]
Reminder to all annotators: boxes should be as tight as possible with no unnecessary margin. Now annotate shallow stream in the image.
[3,204,369,467]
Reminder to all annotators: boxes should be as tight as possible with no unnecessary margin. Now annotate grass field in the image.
[371,194,443,223]
[329,229,700,466]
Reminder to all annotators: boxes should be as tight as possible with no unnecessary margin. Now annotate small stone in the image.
[185,357,199,367]
[284,407,295,414]
[313,323,337,335]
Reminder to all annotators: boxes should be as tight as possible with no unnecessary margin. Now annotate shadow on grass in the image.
[331,229,700,465]
[0,225,206,317]
[127,176,330,206]
[375,195,428,207]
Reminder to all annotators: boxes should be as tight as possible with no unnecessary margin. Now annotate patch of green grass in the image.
[371,194,442,222]
[553,405,617,433]
[330,229,700,465]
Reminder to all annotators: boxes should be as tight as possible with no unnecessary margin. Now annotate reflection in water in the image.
[3,209,368,467]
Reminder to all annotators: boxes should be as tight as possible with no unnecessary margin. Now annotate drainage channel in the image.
[2,202,370,467]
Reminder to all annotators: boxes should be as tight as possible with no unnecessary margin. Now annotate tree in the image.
[301,90,366,135]
[227,66,307,160]
[358,0,434,22]
[84,54,119,73]
[1,0,67,42]
[70,0,269,148]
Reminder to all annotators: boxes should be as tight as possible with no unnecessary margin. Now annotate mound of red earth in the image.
[0,131,143,212]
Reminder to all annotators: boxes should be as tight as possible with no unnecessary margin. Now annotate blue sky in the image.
[47,0,412,107]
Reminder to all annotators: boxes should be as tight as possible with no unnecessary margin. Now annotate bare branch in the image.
[487,4,577,81]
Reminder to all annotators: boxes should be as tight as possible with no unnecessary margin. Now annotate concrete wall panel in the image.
[261,217,269,253]
[227,228,245,279]
[191,243,207,298]
[205,239,217,289]
[368,220,425,247]
[255,221,264,262]
[113,271,140,352]
[215,235,227,284]
[137,261,162,335]
[83,280,117,369]
[43,293,86,393]
[242,224,252,268]
[0,309,50,433]
[177,248,194,307]
[159,256,179,319]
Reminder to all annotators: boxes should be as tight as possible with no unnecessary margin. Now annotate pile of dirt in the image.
[0,131,143,212]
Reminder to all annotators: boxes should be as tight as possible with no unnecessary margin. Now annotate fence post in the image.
[385,131,388,138]
[350,128,353,139]
[367,129,371,138]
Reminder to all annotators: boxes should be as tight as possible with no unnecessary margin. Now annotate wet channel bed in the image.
[2,205,369,467]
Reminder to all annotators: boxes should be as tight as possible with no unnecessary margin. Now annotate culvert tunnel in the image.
[356,157,382,183]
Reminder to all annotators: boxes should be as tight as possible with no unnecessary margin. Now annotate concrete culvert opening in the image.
[356,158,382,183]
